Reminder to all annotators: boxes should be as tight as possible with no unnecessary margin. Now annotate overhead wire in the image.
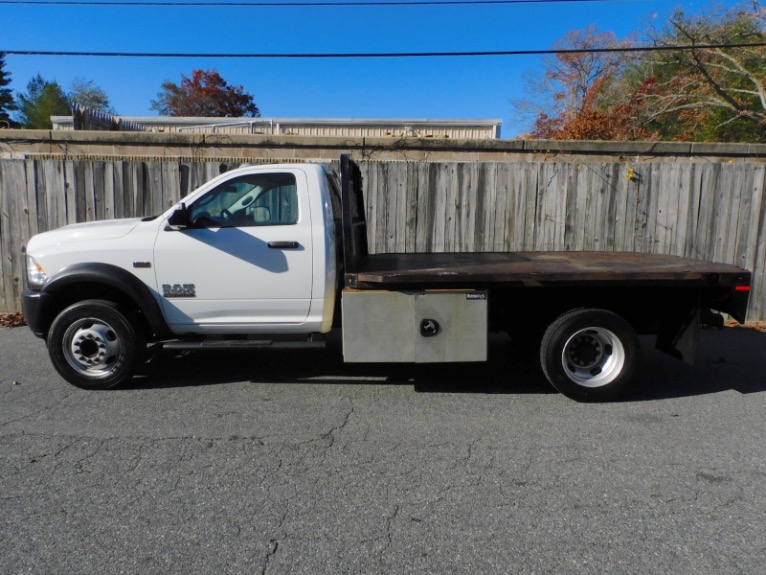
[3,43,766,58]
[0,0,639,7]
[2,0,761,60]
[3,0,746,59]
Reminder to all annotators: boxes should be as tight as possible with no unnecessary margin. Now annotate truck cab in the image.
[155,163,340,333]
[24,163,342,338]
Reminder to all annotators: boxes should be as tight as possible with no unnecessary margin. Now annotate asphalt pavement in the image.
[1,326,765,575]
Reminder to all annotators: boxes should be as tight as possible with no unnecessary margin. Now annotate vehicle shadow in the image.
[626,327,766,401]
[126,333,553,395]
[124,328,766,401]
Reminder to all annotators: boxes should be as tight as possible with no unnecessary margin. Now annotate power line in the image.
[0,0,635,7]
[3,43,766,58]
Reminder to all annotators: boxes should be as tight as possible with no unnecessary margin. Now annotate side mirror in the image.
[167,203,189,229]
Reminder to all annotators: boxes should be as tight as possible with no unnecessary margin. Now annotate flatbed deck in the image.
[338,155,751,324]
[345,251,750,289]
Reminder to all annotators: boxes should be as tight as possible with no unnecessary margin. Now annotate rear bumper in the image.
[707,283,751,324]
[726,287,751,324]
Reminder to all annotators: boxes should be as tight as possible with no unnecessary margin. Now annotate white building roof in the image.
[51,116,503,139]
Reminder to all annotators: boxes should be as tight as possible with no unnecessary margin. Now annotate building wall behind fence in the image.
[1,132,766,319]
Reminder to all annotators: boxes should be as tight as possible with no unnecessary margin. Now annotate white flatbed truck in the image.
[22,155,751,401]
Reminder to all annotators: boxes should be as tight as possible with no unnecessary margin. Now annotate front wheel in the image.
[47,300,144,390]
[540,308,639,402]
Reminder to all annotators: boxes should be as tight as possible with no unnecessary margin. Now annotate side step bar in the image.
[161,337,326,352]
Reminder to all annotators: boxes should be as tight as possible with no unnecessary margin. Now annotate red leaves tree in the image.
[524,26,647,140]
[530,77,657,141]
[523,3,766,142]
[151,69,260,117]
[544,25,632,117]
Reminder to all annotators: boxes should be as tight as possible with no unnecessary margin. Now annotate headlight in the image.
[26,255,48,290]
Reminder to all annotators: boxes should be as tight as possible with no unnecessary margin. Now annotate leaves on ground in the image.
[0,313,26,328]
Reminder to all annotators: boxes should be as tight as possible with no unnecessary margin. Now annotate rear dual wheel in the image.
[540,308,639,401]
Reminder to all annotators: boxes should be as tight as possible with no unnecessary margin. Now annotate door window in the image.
[189,173,298,228]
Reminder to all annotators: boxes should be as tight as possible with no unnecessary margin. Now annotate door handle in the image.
[268,241,300,249]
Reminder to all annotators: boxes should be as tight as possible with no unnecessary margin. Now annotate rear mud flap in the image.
[656,305,700,364]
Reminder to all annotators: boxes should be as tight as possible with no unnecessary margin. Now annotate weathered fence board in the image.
[0,160,27,307]
[2,157,766,321]
[753,193,766,320]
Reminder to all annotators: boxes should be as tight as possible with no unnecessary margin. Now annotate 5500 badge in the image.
[162,284,197,298]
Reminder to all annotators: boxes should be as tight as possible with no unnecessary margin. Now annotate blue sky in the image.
[0,0,748,136]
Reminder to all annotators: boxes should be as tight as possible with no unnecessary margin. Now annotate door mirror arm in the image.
[166,203,190,230]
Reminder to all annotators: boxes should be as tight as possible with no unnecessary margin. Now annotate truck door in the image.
[153,169,313,329]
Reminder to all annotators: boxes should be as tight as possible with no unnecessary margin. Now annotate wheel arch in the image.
[37,263,170,340]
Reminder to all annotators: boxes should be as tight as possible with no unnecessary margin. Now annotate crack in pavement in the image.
[380,504,401,569]
[319,404,355,450]
[260,538,279,575]
[0,431,285,444]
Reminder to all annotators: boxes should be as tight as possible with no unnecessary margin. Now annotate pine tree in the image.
[16,74,71,129]
[0,53,18,128]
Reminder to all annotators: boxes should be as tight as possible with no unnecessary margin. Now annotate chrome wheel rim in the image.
[561,327,625,388]
[62,318,123,378]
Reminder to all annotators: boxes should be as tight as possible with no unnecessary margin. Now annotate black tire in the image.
[47,300,144,390]
[540,308,639,402]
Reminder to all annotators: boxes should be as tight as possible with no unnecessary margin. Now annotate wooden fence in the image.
[72,106,148,132]
[1,157,765,320]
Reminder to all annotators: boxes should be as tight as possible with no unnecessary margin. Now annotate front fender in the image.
[30,263,170,338]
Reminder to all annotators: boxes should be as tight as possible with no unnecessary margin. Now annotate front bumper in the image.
[22,290,51,339]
